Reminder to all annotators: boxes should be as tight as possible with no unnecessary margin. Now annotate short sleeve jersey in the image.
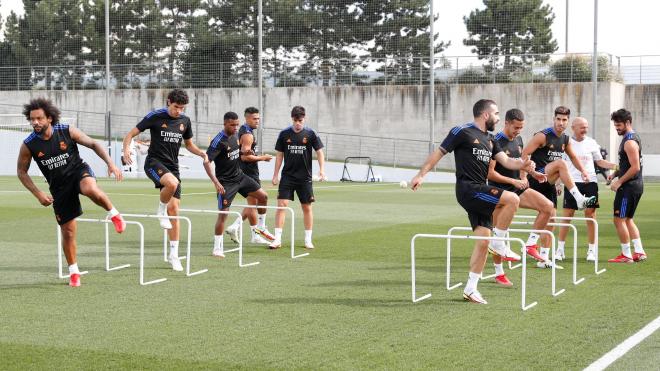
[562,137,602,183]
[493,132,523,180]
[238,124,259,178]
[23,124,84,190]
[206,131,243,183]
[136,108,193,170]
[274,126,324,182]
[618,131,643,189]
[439,123,502,184]
[531,127,569,173]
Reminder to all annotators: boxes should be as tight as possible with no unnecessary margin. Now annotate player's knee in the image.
[501,192,520,207]
[585,209,596,218]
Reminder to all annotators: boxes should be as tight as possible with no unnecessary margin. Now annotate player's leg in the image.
[519,188,554,261]
[544,161,596,208]
[463,226,491,304]
[60,219,81,287]
[625,191,646,261]
[213,209,229,258]
[78,172,125,233]
[488,190,520,258]
[297,181,316,249]
[609,189,634,263]
[165,191,184,271]
[246,188,275,243]
[157,173,179,230]
[270,178,295,249]
[490,202,513,287]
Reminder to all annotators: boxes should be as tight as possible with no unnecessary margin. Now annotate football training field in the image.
[0,176,658,370]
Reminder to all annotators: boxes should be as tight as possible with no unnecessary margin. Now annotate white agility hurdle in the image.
[511,221,585,288]
[230,204,308,259]
[104,213,208,278]
[57,218,169,285]
[178,208,258,268]
[514,215,605,275]
[410,234,538,311]
[446,227,564,297]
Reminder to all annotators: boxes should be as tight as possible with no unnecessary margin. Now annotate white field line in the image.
[583,315,660,371]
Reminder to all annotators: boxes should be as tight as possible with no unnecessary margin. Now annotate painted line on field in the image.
[584,315,660,371]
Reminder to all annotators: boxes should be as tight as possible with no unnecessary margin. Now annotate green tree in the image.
[463,0,558,73]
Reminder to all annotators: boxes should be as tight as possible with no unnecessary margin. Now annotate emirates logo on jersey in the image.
[302,137,308,144]
[161,123,168,128]
[37,151,45,157]
[179,123,185,132]
[505,150,510,155]
[59,141,67,151]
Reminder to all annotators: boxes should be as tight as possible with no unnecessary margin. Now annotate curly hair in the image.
[23,97,61,123]
[167,89,189,105]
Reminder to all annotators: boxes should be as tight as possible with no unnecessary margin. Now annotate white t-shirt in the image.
[563,136,603,183]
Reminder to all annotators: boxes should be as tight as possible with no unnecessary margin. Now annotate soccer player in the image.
[607,109,647,263]
[521,106,597,268]
[411,99,535,304]
[487,108,554,286]
[270,106,325,249]
[203,112,273,257]
[122,89,208,271]
[17,98,126,287]
[557,117,617,261]
[224,107,274,244]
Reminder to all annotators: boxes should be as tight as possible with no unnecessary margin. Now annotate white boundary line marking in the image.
[584,315,660,371]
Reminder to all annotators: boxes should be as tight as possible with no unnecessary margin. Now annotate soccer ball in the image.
[312,174,320,182]
[399,180,408,189]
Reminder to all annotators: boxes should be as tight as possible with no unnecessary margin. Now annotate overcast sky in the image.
[0,0,657,64]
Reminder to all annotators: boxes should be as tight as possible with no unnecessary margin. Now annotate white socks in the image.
[464,271,481,293]
[526,233,540,247]
[169,240,179,257]
[257,213,267,229]
[557,241,565,251]
[158,201,167,214]
[68,263,80,275]
[569,186,584,203]
[108,207,119,217]
[494,263,504,276]
[304,230,313,243]
[213,235,224,254]
[229,217,242,230]
[632,238,645,254]
[540,247,550,260]
[588,243,595,254]
[621,243,632,258]
[274,228,283,241]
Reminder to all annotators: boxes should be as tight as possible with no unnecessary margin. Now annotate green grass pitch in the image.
[0,176,658,370]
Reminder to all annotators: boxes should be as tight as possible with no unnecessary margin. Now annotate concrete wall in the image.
[624,85,660,153]
[0,82,635,170]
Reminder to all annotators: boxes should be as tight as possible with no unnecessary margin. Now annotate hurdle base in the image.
[240,262,260,268]
[523,301,538,311]
[293,252,310,259]
[596,268,606,275]
[141,278,167,286]
[574,278,586,285]
[107,264,130,271]
[447,282,463,291]
[187,269,208,277]
[413,293,432,303]
[553,289,566,297]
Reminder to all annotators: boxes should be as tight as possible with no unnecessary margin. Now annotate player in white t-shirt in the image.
[558,117,617,261]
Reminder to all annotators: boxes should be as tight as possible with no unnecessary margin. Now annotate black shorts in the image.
[217,175,261,209]
[52,163,95,225]
[528,175,557,207]
[613,185,643,219]
[144,158,181,199]
[489,181,527,196]
[456,182,503,231]
[278,176,315,204]
[563,182,599,210]
[245,172,261,186]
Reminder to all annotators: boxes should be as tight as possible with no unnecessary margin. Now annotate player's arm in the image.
[184,138,209,163]
[16,144,53,206]
[411,148,445,191]
[70,126,122,181]
[493,151,534,171]
[272,151,284,186]
[316,148,326,181]
[488,159,523,188]
[122,127,141,165]
[564,141,589,181]
[239,134,272,163]
[521,132,544,158]
[611,140,641,191]
[593,147,617,170]
[203,147,224,195]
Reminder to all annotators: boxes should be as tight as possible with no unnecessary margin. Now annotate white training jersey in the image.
[563,136,602,183]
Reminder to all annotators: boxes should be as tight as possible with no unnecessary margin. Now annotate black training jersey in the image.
[274,126,324,182]
[618,131,643,189]
[493,132,523,180]
[207,131,243,183]
[23,123,85,189]
[531,127,569,173]
[136,108,193,170]
[238,124,259,178]
[439,123,502,184]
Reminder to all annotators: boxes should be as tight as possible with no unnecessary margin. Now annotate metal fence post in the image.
[393,139,397,168]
